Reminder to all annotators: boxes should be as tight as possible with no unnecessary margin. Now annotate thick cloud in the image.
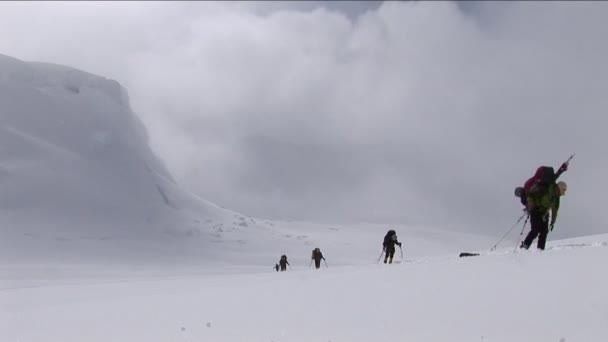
[1,1,607,237]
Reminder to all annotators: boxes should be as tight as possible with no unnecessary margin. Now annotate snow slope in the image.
[0,53,238,260]
[1,234,607,342]
[0,54,314,264]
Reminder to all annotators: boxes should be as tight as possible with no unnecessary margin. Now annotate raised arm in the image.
[554,162,568,180]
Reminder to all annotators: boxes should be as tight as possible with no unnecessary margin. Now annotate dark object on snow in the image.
[65,84,80,94]
[382,229,402,264]
[459,252,480,257]
[274,263,280,272]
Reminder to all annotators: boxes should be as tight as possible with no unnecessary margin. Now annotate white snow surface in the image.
[1,54,607,341]
[2,234,607,342]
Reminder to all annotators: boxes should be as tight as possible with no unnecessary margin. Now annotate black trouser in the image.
[314,259,321,269]
[523,211,549,250]
[280,263,287,271]
[384,248,395,263]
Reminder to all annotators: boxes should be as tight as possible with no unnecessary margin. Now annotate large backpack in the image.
[383,230,396,247]
[312,248,320,259]
[517,166,556,206]
[534,166,555,184]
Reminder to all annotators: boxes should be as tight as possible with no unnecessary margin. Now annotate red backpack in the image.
[518,166,555,206]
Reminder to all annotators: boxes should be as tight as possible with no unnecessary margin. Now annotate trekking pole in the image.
[308,260,312,268]
[514,215,530,252]
[399,245,404,261]
[376,250,385,264]
[490,213,527,251]
[323,259,328,268]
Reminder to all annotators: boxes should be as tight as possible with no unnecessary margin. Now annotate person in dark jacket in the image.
[382,229,402,264]
[278,255,290,271]
[521,180,567,250]
[311,248,326,269]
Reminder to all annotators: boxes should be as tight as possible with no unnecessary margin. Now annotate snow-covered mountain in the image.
[0,54,276,263]
[0,54,212,225]
[0,54,496,265]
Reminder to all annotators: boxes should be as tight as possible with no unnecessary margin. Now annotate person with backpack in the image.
[382,229,402,264]
[515,159,570,207]
[520,166,568,250]
[278,255,290,271]
[311,248,326,269]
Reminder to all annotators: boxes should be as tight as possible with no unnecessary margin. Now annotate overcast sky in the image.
[1,1,607,238]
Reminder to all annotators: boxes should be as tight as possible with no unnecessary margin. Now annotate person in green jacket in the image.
[521,180,567,250]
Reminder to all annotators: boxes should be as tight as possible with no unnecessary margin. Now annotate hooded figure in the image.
[382,230,402,264]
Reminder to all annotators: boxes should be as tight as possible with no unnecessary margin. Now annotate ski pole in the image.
[514,215,530,252]
[323,259,328,268]
[399,245,404,261]
[376,250,385,264]
[490,213,527,251]
[308,260,312,268]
